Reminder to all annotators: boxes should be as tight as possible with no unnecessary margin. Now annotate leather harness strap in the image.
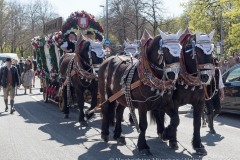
[97,80,142,108]
[109,80,142,102]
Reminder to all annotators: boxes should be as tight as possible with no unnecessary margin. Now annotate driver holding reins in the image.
[61,31,77,54]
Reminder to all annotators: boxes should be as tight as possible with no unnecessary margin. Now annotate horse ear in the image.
[176,29,182,40]
[158,28,167,40]
[209,30,215,40]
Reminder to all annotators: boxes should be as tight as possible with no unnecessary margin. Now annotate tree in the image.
[142,0,164,36]
[221,0,240,53]
[0,0,59,55]
[0,0,10,52]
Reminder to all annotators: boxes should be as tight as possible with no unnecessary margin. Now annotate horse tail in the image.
[149,110,157,125]
[149,109,165,125]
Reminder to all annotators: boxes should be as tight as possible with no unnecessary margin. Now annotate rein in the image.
[73,40,97,83]
[179,34,216,99]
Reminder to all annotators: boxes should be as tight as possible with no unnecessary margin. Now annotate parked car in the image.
[221,64,240,114]
[0,59,4,67]
[0,53,19,62]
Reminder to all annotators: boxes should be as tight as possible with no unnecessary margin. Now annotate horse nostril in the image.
[166,72,177,80]
[200,74,209,83]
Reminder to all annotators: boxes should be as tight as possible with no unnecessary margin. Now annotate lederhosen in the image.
[205,68,221,115]
[59,40,76,70]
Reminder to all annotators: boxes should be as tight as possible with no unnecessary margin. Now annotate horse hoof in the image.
[169,141,179,150]
[101,134,109,142]
[209,128,216,134]
[129,121,134,126]
[63,114,69,119]
[158,133,168,142]
[117,137,126,145]
[195,147,207,155]
[139,149,152,156]
[80,121,88,127]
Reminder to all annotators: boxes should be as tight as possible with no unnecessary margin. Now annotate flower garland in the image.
[53,31,64,56]
[53,31,64,48]
[45,35,59,72]
[31,36,49,79]
[62,10,104,35]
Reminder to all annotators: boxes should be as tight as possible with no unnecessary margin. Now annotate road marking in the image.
[31,95,40,102]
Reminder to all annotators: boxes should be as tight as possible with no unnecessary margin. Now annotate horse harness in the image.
[63,40,98,107]
[178,34,216,100]
[99,42,177,132]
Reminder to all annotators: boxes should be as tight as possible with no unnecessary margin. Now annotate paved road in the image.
[0,78,240,160]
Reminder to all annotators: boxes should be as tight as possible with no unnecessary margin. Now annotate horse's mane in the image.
[184,34,196,50]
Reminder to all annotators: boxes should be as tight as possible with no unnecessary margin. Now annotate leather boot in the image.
[207,114,216,134]
[4,99,8,112]
[10,100,15,114]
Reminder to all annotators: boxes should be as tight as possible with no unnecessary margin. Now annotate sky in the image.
[9,0,188,19]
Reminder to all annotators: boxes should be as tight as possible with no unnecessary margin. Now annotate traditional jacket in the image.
[0,65,20,88]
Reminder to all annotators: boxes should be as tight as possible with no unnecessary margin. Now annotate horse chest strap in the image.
[123,62,140,133]
[71,70,76,77]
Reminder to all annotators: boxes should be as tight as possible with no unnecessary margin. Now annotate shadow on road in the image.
[184,111,240,129]
[12,100,203,159]
[13,100,134,147]
[78,138,195,160]
[201,133,224,147]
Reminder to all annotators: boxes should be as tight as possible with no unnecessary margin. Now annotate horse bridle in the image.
[149,39,180,82]
[185,40,215,85]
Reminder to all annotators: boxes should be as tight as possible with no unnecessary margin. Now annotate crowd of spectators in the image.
[219,52,240,73]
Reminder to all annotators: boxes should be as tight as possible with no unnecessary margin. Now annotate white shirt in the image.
[60,41,68,48]
[218,69,224,89]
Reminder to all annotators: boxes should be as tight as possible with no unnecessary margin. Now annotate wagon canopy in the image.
[62,10,104,41]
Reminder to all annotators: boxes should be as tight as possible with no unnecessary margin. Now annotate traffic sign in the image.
[104,39,111,45]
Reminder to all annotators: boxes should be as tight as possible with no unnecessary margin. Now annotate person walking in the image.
[32,57,37,88]
[0,58,20,114]
[205,60,225,134]
[21,59,34,94]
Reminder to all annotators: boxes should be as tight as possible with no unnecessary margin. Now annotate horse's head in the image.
[183,30,215,84]
[76,34,104,69]
[123,40,140,55]
[146,29,182,81]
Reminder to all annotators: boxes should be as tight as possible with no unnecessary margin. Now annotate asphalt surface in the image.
[0,78,240,160]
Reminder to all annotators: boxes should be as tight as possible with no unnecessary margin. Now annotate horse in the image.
[59,34,104,126]
[98,29,182,156]
[151,29,215,155]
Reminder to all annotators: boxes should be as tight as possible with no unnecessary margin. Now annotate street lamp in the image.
[99,5,105,37]
[100,0,109,40]
[106,0,109,39]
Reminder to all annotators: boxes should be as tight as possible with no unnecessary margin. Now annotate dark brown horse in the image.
[59,35,104,126]
[98,29,182,155]
[152,28,215,155]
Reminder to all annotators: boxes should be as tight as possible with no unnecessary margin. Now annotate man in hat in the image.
[86,30,94,41]
[0,58,20,114]
[61,31,77,54]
